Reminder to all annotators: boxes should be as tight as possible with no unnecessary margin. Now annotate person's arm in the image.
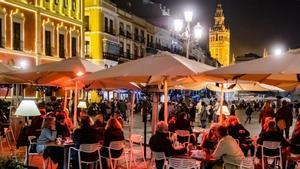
[165,139,186,157]
[43,129,57,141]
[212,139,225,160]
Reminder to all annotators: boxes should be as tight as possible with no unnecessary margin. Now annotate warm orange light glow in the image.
[76,71,84,76]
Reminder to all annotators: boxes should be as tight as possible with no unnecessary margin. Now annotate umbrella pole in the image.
[129,91,135,138]
[219,84,224,124]
[164,79,168,123]
[129,90,135,169]
[73,81,78,128]
[64,90,68,111]
[152,92,159,135]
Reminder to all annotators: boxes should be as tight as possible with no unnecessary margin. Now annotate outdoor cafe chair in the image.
[128,134,146,168]
[103,140,128,169]
[166,157,200,169]
[27,136,48,169]
[151,151,168,169]
[67,143,101,169]
[289,143,300,168]
[175,130,191,146]
[261,141,282,169]
[223,157,255,169]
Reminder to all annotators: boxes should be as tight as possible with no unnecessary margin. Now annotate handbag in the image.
[277,119,286,130]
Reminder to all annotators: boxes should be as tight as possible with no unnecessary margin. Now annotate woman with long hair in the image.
[259,100,275,127]
[100,118,125,169]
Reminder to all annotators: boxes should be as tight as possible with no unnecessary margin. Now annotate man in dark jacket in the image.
[275,100,293,139]
[149,121,187,169]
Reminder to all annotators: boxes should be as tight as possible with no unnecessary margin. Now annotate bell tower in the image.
[209,1,230,66]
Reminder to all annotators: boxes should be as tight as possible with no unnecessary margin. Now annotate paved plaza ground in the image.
[0,109,296,168]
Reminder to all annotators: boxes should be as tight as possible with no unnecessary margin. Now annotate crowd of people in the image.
[150,99,300,169]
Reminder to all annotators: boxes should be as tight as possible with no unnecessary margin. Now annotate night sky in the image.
[153,0,300,57]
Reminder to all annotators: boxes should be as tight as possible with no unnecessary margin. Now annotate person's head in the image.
[168,116,176,124]
[267,120,277,132]
[156,121,169,134]
[231,105,235,109]
[263,100,271,109]
[39,109,46,116]
[179,112,187,120]
[105,118,122,130]
[95,114,104,123]
[226,116,239,126]
[216,125,228,139]
[208,123,220,138]
[56,113,66,125]
[113,111,121,118]
[282,100,288,107]
[80,116,92,129]
[247,102,251,107]
[42,117,55,130]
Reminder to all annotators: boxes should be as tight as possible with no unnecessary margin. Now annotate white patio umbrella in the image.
[205,49,300,91]
[78,51,216,123]
[9,57,104,127]
[0,62,25,84]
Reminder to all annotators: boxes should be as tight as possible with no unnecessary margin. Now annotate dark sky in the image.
[152,0,300,56]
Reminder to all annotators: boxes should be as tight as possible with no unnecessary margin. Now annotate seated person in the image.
[36,117,57,153]
[100,118,125,169]
[72,116,100,169]
[212,125,245,168]
[168,116,176,133]
[174,112,195,144]
[55,113,70,139]
[37,117,64,169]
[93,114,106,141]
[256,120,289,168]
[226,116,255,156]
[149,121,187,169]
[290,121,300,154]
[201,123,220,152]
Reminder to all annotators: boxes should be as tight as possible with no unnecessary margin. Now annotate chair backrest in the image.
[28,136,37,145]
[109,140,125,151]
[79,143,100,153]
[152,151,166,161]
[168,158,196,169]
[262,141,281,150]
[240,157,255,169]
[28,136,38,154]
[130,134,143,144]
[175,130,190,137]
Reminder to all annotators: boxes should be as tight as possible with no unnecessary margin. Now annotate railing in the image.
[0,37,5,48]
[103,52,119,62]
[119,29,125,36]
[134,34,139,41]
[104,29,115,36]
[59,49,65,59]
[126,32,132,39]
[13,40,23,51]
[140,36,145,44]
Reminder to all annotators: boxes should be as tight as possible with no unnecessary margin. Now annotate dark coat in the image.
[174,119,192,133]
[100,128,125,158]
[275,106,293,127]
[72,127,100,149]
[149,132,187,157]
[228,124,250,140]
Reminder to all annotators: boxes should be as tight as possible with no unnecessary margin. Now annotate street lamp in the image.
[174,10,203,59]
[274,48,283,56]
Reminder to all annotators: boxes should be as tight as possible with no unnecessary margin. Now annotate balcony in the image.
[104,29,115,36]
[140,36,145,44]
[126,32,132,39]
[119,28,125,37]
[13,40,23,51]
[134,34,139,42]
[103,52,119,62]
[0,37,5,48]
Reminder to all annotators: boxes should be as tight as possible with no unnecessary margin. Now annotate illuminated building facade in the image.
[209,2,230,66]
[0,0,83,68]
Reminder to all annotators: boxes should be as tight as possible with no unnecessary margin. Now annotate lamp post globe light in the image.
[174,10,203,59]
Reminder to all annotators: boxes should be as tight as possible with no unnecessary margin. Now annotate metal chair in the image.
[104,140,128,169]
[175,130,191,146]
[26,136,47,169]
[223,157,255,169]
[167,157,200,169]
[68,143,101,169]
[261,141,282,169]
[290,143,300,168]
[128,134,146,168]
[151,151,168,169]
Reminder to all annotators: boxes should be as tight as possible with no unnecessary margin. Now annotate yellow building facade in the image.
[209,2,230,66]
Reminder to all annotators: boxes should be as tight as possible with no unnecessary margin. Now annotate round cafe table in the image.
[45,141,74,169]
[172,150,217,168]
